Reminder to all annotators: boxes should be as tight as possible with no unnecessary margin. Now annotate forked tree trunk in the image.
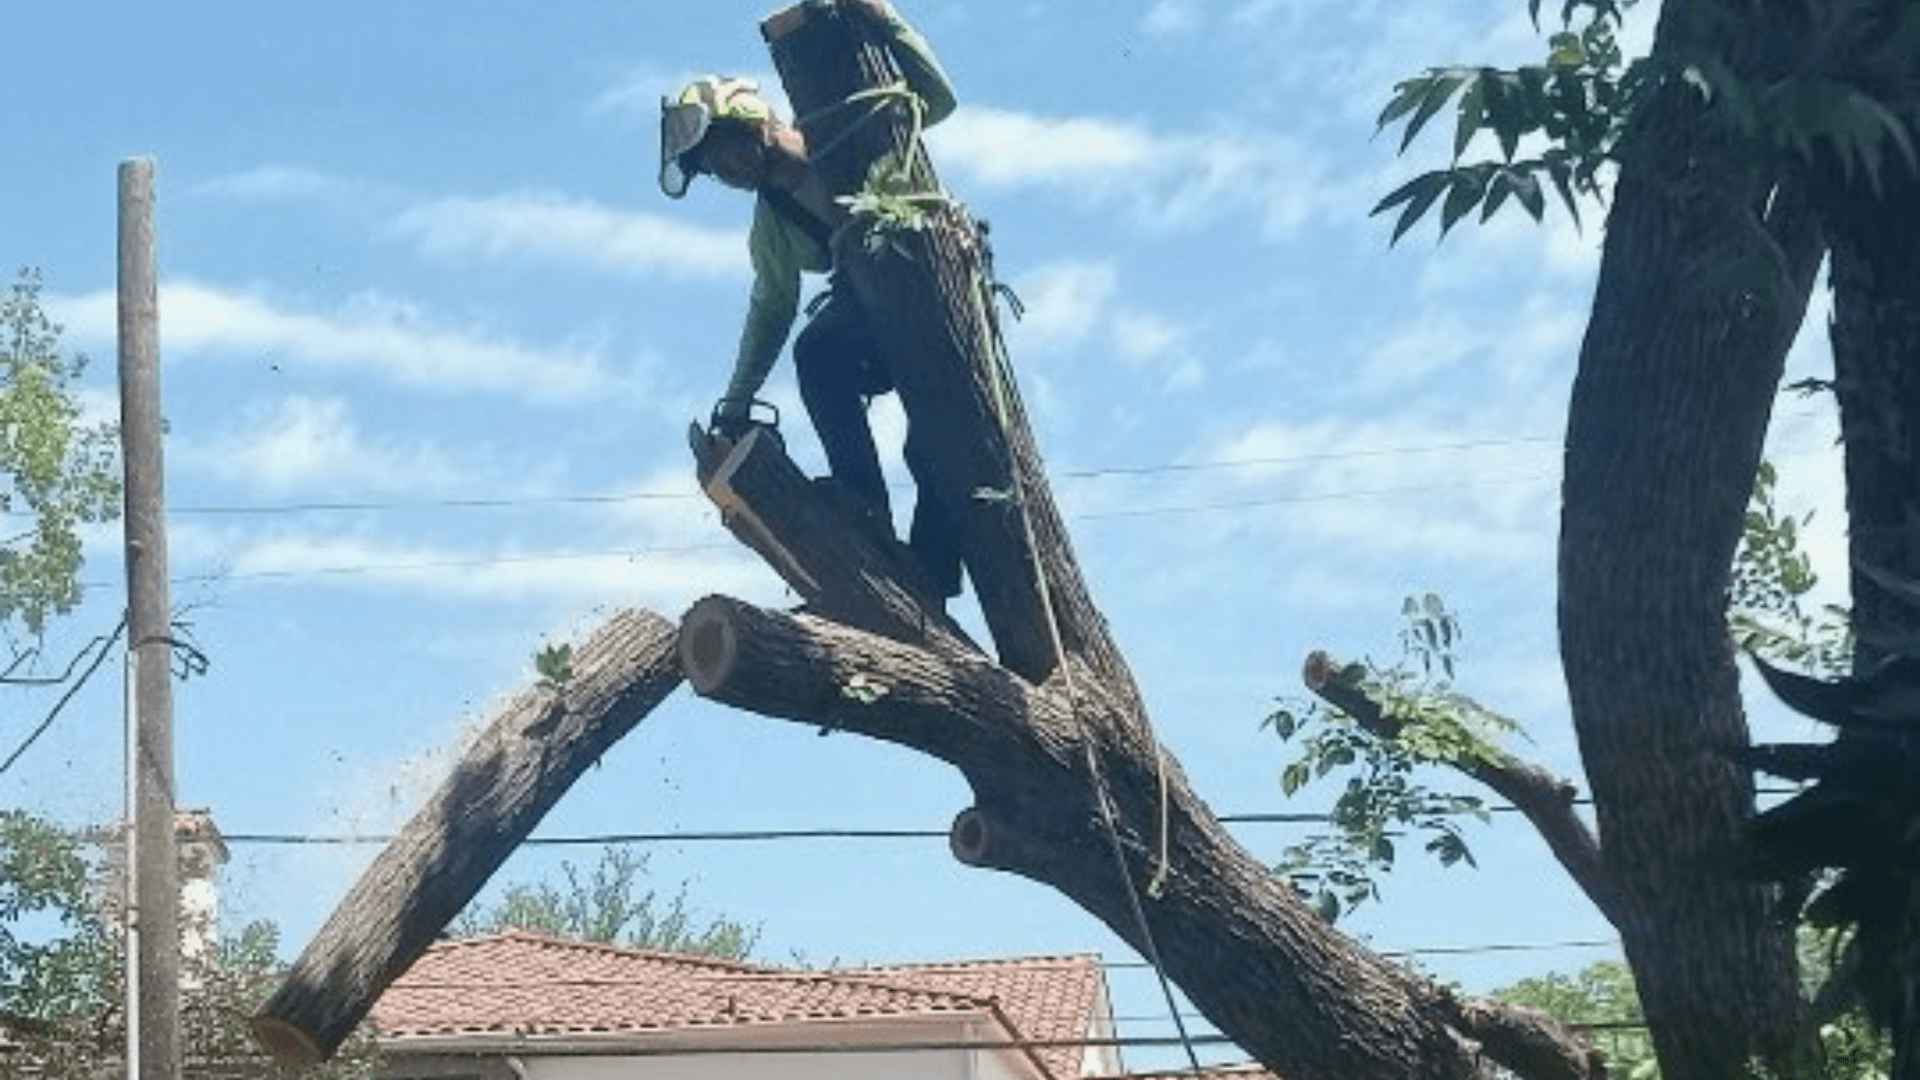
[673,7,1605,1080]
[249,6,1620,1079]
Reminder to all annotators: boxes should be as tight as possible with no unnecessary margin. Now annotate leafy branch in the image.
[1373,5,1647,242]
[1730,459,1851,677]
[1372,0,1920,243]
[1265,595,1516,921]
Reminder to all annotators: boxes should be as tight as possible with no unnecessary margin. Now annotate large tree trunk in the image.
[1557,3,1824,1076]
[250,610,683,1063]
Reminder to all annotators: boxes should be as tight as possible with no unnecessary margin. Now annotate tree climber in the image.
[658,0,962,598]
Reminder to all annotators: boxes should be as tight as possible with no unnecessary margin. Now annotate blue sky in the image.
[5,0,1849,1068]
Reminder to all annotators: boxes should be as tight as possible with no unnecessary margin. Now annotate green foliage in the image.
[1496,959,1660,1080]
[0,810,114,1025]
[1495,934,1891,1080]
[533,642,573,692]
[1731,460,1851,677]
[0,811,381,1078]
[180,919,384,1080]
[1797,927,1894,1080]
[1264,595,1512,922]
[453,846,760,960]
[1373,0,1920,243]
[1373,3,1647,242]
[0,268,121,648]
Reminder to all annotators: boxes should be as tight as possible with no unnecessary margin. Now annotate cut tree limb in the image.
[688,422,974,655]
[250,609,683,1064]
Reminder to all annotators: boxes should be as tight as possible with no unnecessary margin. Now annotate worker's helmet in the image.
[660,76,773,198]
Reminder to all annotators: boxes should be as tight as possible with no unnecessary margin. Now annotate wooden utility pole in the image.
[118,155,179,1080]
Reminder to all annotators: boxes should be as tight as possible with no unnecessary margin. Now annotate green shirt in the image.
[724,1,957,405]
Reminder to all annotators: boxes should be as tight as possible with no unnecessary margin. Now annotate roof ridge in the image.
[428,932,995,1009]
[793,967,1000,1012]
[455,928,776,975]
[852,952,1102,973]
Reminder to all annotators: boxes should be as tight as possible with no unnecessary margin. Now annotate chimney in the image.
[87,809,230,983]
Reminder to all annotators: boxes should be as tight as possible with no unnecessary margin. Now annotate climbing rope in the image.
[815,70,1194,1066]
[966,217,1194,1071]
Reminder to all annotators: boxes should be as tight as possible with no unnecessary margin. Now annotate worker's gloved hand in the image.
[710,397,754,439]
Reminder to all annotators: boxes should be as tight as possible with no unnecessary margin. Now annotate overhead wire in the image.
[20,411,1835,586]
[142,432,1572,518]
[211,789,1802,847]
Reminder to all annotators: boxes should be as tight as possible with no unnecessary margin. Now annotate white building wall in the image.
[470,1015,1048,1080]
[527,1046,970,1080]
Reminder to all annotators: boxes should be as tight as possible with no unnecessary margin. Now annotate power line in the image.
[14,407,1842,525]
[145,434,1569,518]
[215,791,1801,847]
[0,619,126,778]
[143,473,1558,586]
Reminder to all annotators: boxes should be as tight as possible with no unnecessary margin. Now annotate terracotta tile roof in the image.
[373,931,1109,1079]
[853,954,1110,1079]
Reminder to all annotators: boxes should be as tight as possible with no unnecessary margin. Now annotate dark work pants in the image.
[793,285,962,598]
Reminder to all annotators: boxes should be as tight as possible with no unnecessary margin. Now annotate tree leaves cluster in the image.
[1373,0,1920,243]
[0,812,381,1079]
[1731,460,1852,677]
[1494,928,1894,1080]
[0,269,119,651]
[1373,1,1644,242]
[1267,457,1843,926]
[450,846,760,960]
[1264,595,1514,922]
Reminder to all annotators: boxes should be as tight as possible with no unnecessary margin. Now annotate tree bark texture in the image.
[251,610,683,1063]
[681,596,1601,1080]
[1558,3,1825,1076]
[764,1,1114,687]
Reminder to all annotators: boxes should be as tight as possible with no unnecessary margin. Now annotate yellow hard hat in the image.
[660,76,773,198]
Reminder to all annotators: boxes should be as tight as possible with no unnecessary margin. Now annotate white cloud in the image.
[185,395,467,495]
[930,105,1335,242]
[194,165,374,205]
[1142,0,1203,36]
[1112,310,1204,389]
[52,281,620,404]
[1077,412,1561,572]
[929,106,1155,188]
[214,529,772,609]
[387,191,744,280]
[1009,259,1118,350]
[998,258,1204,392]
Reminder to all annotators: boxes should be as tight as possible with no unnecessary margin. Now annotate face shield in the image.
[659,97,712,199]
[658,77,772,199]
